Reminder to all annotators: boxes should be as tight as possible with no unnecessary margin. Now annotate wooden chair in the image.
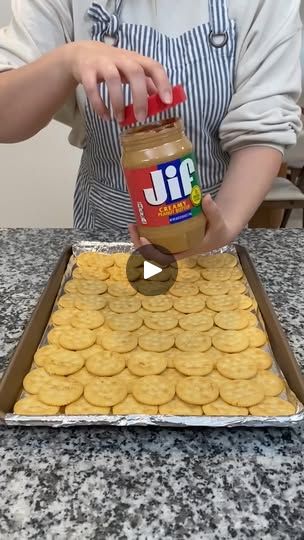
[250,131,304,229]
[262,175,304,228]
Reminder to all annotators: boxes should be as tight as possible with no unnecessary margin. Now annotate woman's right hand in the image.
[65,41,172,123]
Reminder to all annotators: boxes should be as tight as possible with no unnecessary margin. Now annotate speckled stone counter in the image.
[0,229,304,540]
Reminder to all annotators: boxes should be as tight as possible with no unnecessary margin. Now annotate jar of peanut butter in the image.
[121,86,206,253]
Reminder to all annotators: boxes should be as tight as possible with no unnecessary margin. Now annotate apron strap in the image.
[88,1,124,44]
[208,0,229,48]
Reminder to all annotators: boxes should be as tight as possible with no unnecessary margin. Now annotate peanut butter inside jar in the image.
[121,118,206,254]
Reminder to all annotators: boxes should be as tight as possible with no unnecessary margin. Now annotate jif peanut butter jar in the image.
[121,85,206,253]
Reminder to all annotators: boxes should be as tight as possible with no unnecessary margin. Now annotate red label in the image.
[124,154,203,227]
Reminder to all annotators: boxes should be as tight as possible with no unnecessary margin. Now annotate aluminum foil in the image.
[6,242,304,428]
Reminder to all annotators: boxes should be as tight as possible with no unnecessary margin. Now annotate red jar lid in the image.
[120,84,187,127]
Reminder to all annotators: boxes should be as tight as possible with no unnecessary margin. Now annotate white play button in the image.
[144,261,162,280]
[126,245,178,296]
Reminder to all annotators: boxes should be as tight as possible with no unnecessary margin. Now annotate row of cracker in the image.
[14,371,295,417]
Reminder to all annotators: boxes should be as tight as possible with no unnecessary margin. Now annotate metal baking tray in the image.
[1,242,304,428]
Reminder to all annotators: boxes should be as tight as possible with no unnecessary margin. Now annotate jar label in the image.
[124,153,203,227]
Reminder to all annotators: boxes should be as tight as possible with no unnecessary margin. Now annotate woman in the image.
[0,0,302,254]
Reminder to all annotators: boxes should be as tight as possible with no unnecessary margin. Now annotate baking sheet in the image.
[4,242,304,428]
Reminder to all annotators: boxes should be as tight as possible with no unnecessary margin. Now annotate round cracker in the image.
[23,368,51,394]
[51,309,78,326]
[174,352,213,376]
[64,280,79,294]
[247,312,258,327]
[113,368,139,393]
[176,257,197,269]
[39,377,83,406]
[101,331,138,353]
[227,281,246,295]
[203,397,248,416]
[175,332,212,353]
[166,327,184,337]
[216,354,257,380]
[107,313,143,332]
[47,326,72,346]
[76,279,108,295]
[202,326,220,338]
[240,348,272,370]
[65,396,110,415]
[206,295,239,312]
[113,394,158,415]
[71,310,104,330]
[77,252,114,269]
[199,280,230,296]
[220,379,264,407]
[214,310,249,331]
[133,325,151,337]
[141,296,173,312]
[201,268,232,282]
[85,377,127,406]
[162,368,186,385]
[169,282,199,297]
[176,377,219,405]
[44,349,85,375]
[74,294,107,311]
[132,375,175,405]
[68,366,98,386]
[34,344,60,367]
[173,296,205,314]
[230,267,243,281]
[109,297,141,314]
[203,307,217,319]
[138,331,174,352]
[165,348,180,368]
[197,253,237,269]
[243,327,267,348]
[58,294,78,309]
[229,294,253,310]
[128,351,167,376]
[212,330,249,353]
[254,370,285,397]
[159,396,202,416]
[80,344,104,360]
[205,369,230,388]
[249,397,296,417]
[14,396,59,416]
[144,312,178,331]
[201,347,224,364]
[107,282,137,297]
[113,252,130,267]
[59,328,96,351]
[179,312,213,332]
[86,350,126,376]
[176,268,200,283]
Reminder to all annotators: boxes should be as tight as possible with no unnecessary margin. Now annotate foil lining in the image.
[6,241,304,428]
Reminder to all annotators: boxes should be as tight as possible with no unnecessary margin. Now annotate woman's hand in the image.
[66,41,172,122]
[128,194,237,260]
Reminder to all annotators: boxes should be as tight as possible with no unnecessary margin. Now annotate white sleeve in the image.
[0,0,74,69]
[220,0,303,155]
[0,0,78,131]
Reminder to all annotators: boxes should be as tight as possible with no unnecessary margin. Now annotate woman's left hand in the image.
[128,194,237,260]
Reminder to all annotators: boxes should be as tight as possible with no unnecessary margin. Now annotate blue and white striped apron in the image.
[74,0,236,231]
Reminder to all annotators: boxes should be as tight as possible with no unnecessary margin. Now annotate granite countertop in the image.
[0,228,304,540]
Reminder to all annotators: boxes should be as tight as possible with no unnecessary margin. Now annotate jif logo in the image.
[144,158,196,206]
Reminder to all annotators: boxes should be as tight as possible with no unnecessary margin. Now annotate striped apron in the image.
[74,0,236,231]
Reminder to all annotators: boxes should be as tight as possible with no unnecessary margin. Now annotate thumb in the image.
[202,194,222,227]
